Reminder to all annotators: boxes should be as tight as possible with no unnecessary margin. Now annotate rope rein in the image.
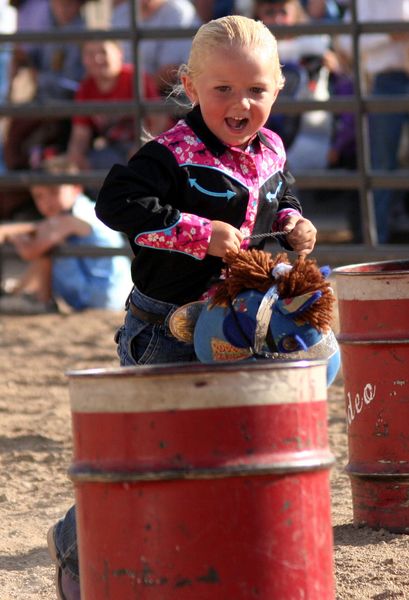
[244,231,288,241]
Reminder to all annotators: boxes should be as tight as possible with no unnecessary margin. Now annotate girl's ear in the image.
[181,73,198,105]
[271,87,280,105]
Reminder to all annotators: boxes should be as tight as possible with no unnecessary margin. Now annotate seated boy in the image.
[4,0,87,171]
[0,155,132,313]
[67,39,169,172]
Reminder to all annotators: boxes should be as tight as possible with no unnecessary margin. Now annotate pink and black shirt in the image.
[96,106,302,305]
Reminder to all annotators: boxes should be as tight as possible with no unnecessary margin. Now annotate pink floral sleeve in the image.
[273,208,302,231]
[134,213,212,260]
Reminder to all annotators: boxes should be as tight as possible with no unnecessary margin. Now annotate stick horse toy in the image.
[170,249,340,386]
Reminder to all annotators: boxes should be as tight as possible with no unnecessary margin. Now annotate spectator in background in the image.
[0,0,17,175]
[334,0,348,18]
[3,0,88,171]
[0,0,50,220]
[336,0,409,243]
[254,0,332,78]
[322,60,361,242]
[110,0,202,95]
[10,0,49,57]
[253,0,333,152]
[194,0,235,21]
[0,0,16,104]
[255,0,361,241]
[11,0,48,27]
[300,0,341,21]
[110,0,131,58]
[67,38,169,175]
[0,155,132,314]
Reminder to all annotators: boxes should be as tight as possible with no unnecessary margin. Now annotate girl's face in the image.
[30,185,79,218]
[182,45,280,148]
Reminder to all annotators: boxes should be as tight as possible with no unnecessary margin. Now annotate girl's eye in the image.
[250,87,265,95]
[215,86,230,93]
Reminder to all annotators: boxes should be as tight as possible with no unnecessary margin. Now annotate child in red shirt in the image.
[67,39,170,171]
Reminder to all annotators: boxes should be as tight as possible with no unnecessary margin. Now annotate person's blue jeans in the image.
[53,505,79,582]
[0,45,12,175]
[54,287,197,581]
[369,71,409,243]
[116,286,197,365]
[0,46,11,104]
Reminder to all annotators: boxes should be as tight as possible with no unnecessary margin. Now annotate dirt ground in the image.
[1,306,409,600]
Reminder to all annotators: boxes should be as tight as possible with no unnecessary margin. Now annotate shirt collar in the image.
[185,106,277,157]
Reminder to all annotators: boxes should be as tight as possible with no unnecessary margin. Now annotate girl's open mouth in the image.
[225,117,249,131]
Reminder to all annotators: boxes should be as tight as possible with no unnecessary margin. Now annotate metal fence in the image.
[0,0,408,266]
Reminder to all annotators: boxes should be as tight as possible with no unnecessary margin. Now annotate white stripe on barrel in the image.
[68,362,327,413]
[335,260,409,301]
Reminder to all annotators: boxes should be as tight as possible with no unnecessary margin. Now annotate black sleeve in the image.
[277,168,303,215]
[95,141,185,239]
[277,168,303,251]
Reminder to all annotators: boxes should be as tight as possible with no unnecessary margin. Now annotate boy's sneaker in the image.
[0,293,59,315]
[47,526,81,600]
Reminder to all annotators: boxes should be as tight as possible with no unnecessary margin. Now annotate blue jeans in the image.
[0,46,11,103]
[0,46,11,176]
[369,71,409,243]
[53,506,79,582]
[116,286,197,365]
[54,287,196,581]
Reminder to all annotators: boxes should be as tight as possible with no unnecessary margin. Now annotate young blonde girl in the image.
[47,16,317,599]
[96,14,317,365]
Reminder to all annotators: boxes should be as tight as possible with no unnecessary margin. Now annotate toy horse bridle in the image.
[225,257,282,357]
[227,287,279,358]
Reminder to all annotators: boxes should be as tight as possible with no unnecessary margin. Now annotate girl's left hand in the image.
[282,215,317,255]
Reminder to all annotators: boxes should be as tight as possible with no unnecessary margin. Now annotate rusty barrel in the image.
[67,360,335,599]
[334,259,409,533]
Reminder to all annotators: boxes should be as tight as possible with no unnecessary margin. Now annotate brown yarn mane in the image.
[211,249,335,332]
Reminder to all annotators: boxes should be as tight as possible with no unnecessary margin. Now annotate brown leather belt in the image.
[128,301,166,325]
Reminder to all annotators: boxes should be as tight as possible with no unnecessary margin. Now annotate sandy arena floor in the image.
[1,307,408,600]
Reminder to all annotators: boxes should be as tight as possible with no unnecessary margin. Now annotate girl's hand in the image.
[282,215,317,255]
[207,220,244,259]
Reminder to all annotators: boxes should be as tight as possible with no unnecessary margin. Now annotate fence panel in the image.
[0,0,408,267]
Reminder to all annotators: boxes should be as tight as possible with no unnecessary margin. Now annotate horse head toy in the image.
[170,249,340,386]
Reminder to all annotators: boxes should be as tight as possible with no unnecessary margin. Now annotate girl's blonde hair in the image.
[176,15,285,101]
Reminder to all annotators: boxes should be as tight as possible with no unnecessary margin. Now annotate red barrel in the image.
[334,259,409,533]
[67,360,335,599]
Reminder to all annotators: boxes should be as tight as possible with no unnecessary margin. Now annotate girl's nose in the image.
[234,95,251,110]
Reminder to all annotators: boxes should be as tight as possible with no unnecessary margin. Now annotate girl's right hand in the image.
[207,220,244,259]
